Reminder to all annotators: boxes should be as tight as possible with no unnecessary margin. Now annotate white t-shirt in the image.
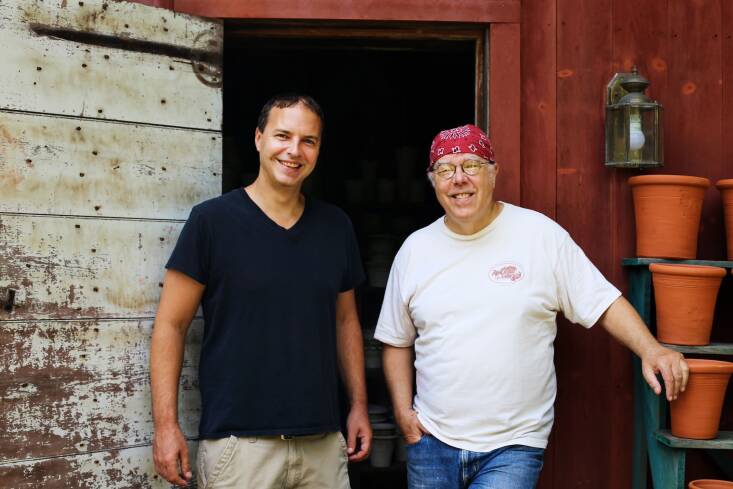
[374,203,621,452]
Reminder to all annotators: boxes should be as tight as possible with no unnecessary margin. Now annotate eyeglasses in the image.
[431,159,493,180]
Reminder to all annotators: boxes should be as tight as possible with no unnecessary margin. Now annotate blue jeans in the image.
[407,435,544,489]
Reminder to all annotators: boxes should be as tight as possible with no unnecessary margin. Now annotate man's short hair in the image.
[257,93,324,133]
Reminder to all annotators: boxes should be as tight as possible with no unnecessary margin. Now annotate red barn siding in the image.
[133,0,733,486]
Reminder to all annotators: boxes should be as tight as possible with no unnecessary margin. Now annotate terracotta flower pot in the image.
[689,480,733,488]
[716,179,733,260]
[650,264,725,345]
[670,359,733,439]
[629,175,710,259]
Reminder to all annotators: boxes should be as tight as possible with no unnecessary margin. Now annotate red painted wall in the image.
[523,0,733,486]
[133,0,732,485]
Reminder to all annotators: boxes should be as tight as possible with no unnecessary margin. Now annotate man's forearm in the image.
[382,345,415,417]
[336,316,368,407]
[150,321,188,428]
[599,296,660,357]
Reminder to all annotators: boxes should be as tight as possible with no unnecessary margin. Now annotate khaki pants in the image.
[197,432,350,489]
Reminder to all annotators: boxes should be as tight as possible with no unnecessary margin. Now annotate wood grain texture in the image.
[0,319,202,462]
[0,0,222,129]
[666,0,724,260]
[725,0,733,184]
[0,441,198,488]
[521,1,557,485]
[607,2,673,487]
[173,0,520,23]
[555,0,616,488]
[0,110,221,219]
[0,215,182,320]
[489,23,521,206]
[0,1,219,485]
[520,0,556,219]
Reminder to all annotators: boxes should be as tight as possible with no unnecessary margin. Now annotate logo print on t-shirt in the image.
[489,263,524,283]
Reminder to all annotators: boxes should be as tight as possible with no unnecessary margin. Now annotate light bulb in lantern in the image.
[628,112,645,151]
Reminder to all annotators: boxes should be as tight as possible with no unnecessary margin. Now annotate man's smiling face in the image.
[255,102,322,189]
[432,153,498,232]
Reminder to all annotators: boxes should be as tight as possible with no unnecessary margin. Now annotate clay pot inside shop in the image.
[629,175,710,259]
[689,480,733,489]
[670,359,733,439]
[370,422,397,468]
[650,263,725,346]
[716,179,733,260]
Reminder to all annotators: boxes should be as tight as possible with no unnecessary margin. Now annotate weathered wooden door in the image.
[0,0,221,486]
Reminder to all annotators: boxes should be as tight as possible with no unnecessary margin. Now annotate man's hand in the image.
[641,344,689,401]
[599,297,690,402]
[153,424,192,486]
[395,408,429,445]
[346,403,371,462]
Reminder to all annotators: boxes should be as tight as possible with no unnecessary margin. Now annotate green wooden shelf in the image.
[622,258,733,268]
[655,430,733,450]
[661,343,733,355]
[624,258,733,489]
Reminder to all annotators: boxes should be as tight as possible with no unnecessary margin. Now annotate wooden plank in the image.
[3,0,218,50]
[623,258,733,267]
[489,23,521,206]
[608,0,668,291]
[0,215,183,320]
[0,110,221,219]
[173,0,520,23]
[0,0,222,129]
[521,3,556,486]
[667,0,724,260]
[0,441,198,489]
[725,0,733,184]
[656,430,733,450]
[227,26,486,42]
[555,0,616,488]
[661,343,733,355]
[130,0,174,9]
[0,319,202,462]
[519,0,556,219]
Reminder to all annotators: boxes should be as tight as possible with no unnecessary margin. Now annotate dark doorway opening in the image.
[221,27,478,488]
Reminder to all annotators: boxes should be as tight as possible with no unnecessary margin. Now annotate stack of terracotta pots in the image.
[630,175,733,444]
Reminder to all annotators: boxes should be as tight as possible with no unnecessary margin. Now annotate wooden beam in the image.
[173,0,520,23]
[489,23,521,205]
[0,111,221,220]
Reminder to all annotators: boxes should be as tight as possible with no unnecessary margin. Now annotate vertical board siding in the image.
[0,320,201,462]
[520,0,557,218]
[0,0,222,485]
[522,0,733,486]
[724,2,733,181]
[0,111,221,219]
[521,0,557,484]
[607,2,672,486]
[489,23,521,205]
[667,1,725,260]
[555,1,615,488]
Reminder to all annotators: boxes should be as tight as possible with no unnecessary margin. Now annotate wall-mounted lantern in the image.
[605,66,663,168]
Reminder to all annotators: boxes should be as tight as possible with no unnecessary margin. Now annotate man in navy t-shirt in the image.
[150,94,371,488]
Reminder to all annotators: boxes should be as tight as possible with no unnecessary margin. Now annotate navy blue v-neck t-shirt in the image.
[166,189,365,438]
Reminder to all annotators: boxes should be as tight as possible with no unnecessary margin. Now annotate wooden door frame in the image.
[172,0,521,203]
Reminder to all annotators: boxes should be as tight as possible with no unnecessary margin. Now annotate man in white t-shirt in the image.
[374,124,689,489]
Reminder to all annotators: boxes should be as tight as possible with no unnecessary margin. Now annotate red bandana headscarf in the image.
[428,124,495,171]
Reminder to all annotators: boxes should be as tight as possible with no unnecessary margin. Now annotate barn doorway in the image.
[221,24,483,488]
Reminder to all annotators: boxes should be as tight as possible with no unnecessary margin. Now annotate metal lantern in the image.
[605,66,663,168]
